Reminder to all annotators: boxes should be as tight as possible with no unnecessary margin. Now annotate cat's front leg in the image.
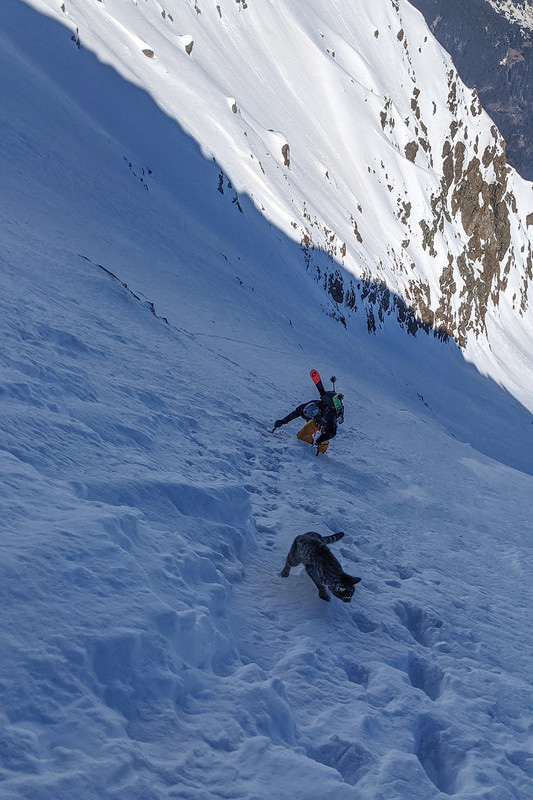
[306,566,330,601]
[280,539,300,576]
[280,560,291,577]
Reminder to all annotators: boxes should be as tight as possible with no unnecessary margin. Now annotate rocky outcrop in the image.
[297,62,532,348]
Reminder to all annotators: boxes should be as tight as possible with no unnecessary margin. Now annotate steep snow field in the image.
[1,1,532,799]
[21,0,533,411]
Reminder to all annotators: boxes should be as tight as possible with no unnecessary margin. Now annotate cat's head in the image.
[332,575,361,603]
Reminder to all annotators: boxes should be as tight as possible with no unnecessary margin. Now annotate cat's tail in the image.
[322,532,345,544]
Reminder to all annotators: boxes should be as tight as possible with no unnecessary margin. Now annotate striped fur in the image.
[280,531,360,602]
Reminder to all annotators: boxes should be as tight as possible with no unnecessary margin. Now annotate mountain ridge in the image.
[22,0,533,411]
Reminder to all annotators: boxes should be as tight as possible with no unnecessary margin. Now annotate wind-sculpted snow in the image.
[1,2,532,799]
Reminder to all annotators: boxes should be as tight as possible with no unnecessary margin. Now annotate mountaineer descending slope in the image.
[271,370,344,455]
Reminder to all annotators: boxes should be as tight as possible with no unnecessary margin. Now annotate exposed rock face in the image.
[427,125,516,345]
[408,0,533,181]
[298,55,532,349]
[405,141,419,162]
[408,105,531,346]
[307,4,531,350]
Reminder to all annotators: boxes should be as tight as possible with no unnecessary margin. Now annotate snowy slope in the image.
[1,1,533,799]
[21,0,533,412]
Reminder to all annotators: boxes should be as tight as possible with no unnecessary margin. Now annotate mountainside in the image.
[22,0,533,412]
[409,0,533,181]
[1,2,532,799]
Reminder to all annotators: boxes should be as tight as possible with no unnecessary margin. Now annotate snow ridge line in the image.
[78,254,169,324]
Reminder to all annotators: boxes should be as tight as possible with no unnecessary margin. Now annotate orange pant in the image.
[297,420,329,453]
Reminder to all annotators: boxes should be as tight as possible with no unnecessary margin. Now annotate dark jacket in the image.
[275,398,340,445]
[313,403,338,446]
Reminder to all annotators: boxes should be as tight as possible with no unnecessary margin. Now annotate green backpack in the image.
[323,391,344,417]
[332,394,344,415]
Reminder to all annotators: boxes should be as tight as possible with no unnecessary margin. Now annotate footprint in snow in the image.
[395,601,444,648]
[414,714,466,794]
[407,652,444,700]
[352,610,379,633]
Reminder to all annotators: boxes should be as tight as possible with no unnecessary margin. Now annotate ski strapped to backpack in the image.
[310,369,325,395]
[310,369,344,418]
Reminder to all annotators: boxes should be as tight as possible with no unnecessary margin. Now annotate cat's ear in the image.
[349,576,361,586]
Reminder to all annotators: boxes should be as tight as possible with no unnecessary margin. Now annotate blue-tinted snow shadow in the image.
[6,0,533,477]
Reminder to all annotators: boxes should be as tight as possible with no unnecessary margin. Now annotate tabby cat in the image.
[280,531,361,602]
